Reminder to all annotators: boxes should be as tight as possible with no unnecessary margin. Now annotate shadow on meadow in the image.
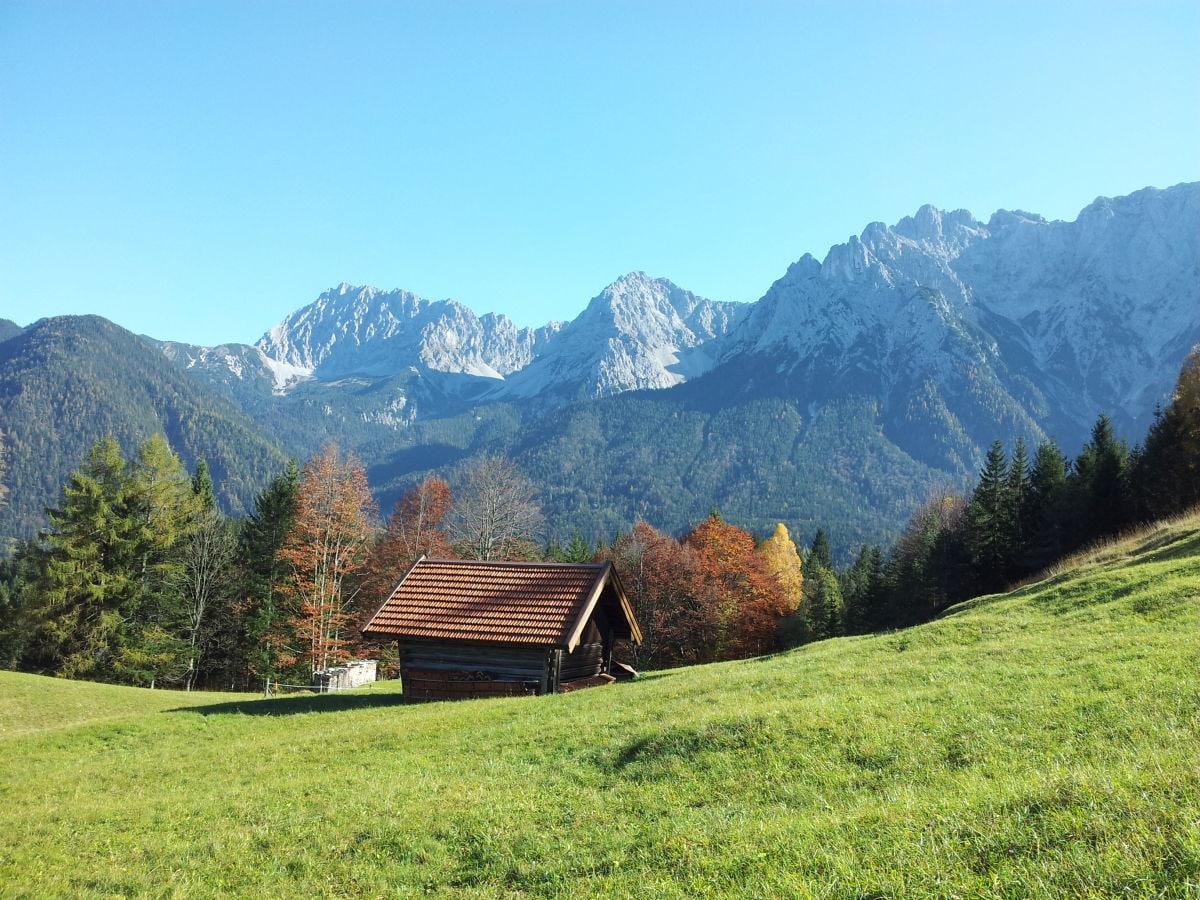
[167,690,409,717]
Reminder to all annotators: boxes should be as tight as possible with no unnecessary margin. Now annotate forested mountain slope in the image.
[2,509,1196,895]
[0,316,288,545]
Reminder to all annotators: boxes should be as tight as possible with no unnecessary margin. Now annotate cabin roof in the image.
[362,557,642,651]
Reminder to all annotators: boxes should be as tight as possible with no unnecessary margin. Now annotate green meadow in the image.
[2,516,1198,898]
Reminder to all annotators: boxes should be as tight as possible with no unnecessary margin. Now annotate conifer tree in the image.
[191,458,216,512]
[758,523,806,646]
[1007,437,1031,557]
[840,544,885,635]
[25,437,135,679]
[546,530,595,563]
[1071,414,1130,543]
[235,460,299,689]
[1131,346,1200,518]
[758,523,804,615]
[1024,440,1070,571]
[117,435,201,686]
[802,564,844,640]
[966,440,1014,591]
[808,528,834,572]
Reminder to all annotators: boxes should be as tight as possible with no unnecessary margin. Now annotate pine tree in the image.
[24,437,137,680]
[808,528,834,572]
[235,460,300,689]
[1071,414,1131,543]
[966,440,1014,592]
[1024,440,1070,571]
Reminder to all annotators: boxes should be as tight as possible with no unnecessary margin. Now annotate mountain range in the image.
[2,182,1197,552]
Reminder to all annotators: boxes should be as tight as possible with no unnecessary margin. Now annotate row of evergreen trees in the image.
[830,346,1200,632]
[0,436,302,690]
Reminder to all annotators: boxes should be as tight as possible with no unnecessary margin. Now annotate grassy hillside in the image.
[2,516,1198,897]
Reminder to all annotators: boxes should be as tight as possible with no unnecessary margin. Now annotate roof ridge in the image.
[420,558,605,568]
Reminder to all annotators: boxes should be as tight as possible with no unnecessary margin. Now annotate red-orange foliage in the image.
[374,476,455,575]
[603,521,706,669]
[603,514,792,668]
[684,513,790,659]
[275,444,378,677]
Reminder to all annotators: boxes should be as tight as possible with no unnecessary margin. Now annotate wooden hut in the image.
[362,557,642,702]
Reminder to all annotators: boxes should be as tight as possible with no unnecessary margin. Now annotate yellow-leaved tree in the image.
[757,522,804,616]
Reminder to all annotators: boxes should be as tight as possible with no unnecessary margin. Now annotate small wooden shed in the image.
[362,557,642,702]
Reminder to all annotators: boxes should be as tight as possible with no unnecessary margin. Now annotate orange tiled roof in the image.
[363,558,639,649]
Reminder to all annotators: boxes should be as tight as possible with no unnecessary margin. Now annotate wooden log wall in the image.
[398,640,552,702]
[561,642,604,681]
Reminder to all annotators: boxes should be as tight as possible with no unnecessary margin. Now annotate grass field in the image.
[2,515,1198,898]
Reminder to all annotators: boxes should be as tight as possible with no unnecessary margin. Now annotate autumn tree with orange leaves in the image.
[275,444,378,678]
[603,521,704,669]
[372,475,455,577]
[603,514,794,668]
[684,512,791,660]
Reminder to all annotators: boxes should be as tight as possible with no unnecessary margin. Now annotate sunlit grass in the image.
[2,515,1198,897]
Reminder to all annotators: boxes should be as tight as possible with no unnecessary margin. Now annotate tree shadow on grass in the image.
[166,691,409,717]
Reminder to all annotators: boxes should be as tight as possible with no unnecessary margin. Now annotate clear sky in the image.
[2,1,1197,346]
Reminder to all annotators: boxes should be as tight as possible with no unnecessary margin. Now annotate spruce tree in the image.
[24,437,138,679]
[236,460,300,689]
[118,435,201,686]
[808,528,834,572]
[966,440,1014,591]
[1024,440,1070,571]
[192,458,216,512]
[1007,437,1031,563]
[1071,414,1131,543]
[802,563,843,640]
[1130,347,1200,518]
[840,543,884,634]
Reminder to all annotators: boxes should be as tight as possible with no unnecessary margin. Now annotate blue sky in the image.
[2,1,1197,346]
